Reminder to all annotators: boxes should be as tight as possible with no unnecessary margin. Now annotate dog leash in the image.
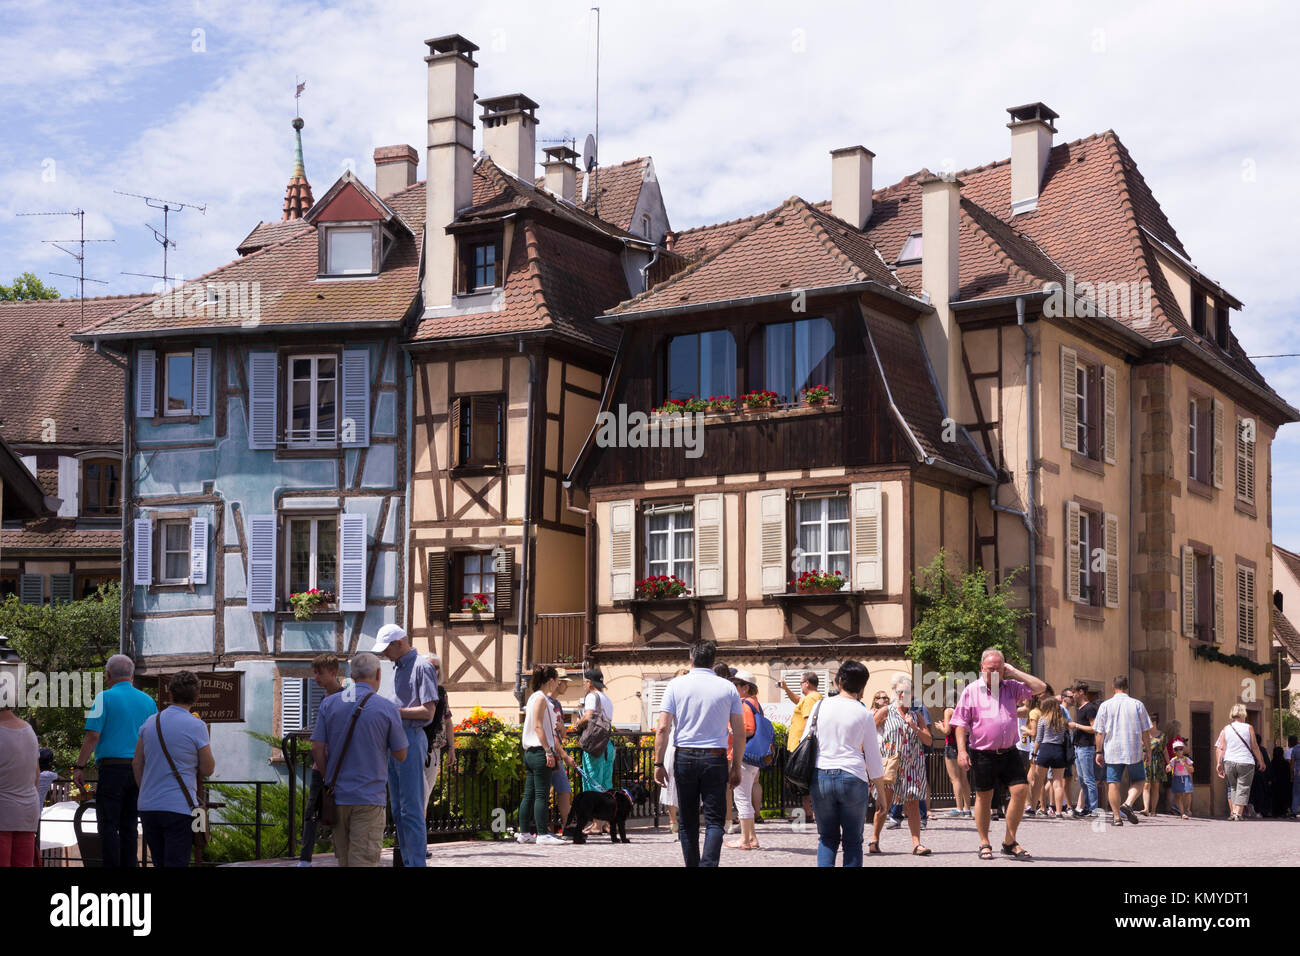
[574,764,610,794]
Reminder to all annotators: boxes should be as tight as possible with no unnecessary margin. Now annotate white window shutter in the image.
[609,500,635,601]
[758,489,787,594]
[189,516,209,585]
[248,352,278,450]
[246,514,277,611]
[1103,365,1117,465]
[1103,512,1120,608]
[781,670,831,696]
[693,493,724,597]
[56,456,78,518]
[1212,399,1225,489]
[1065,501,1081,603]
[1213,555,1225,644]
[644,679,670,729]
[339,513,368,612]
[134,518,153,586]
[1181,545,1195,638]
[1060,346,1078,453]
[280,678,304,733]
[1235,418,1255,504]
[851,482,883,592]
[192,347,212,417]
[136,350,156,419]
[341,349,371,448]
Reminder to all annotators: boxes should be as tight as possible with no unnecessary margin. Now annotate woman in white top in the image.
[1215,704,1266,820]
[518,665,569,845]
[800,661,885,867]
[0,700,40,868]
[573,667,615,834]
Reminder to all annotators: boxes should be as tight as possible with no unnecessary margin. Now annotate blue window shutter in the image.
[248,352,278,450]
[246,514,277,611]
[189,516,209,585]
[307,680,326,731]
[137,350,156,418]
[19,575,43,605]
[192,347,212,417]
[133,518,153,586]
[339,513,367,612]
[341,349,370,448]
[50,574,75,604]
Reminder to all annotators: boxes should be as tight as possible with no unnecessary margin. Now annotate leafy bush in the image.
[907,550,1029,675]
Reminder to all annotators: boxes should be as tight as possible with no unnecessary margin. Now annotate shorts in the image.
[1170,775,1193,795]
[944,743,957,759]
[970,747,1028,793]
[551,767,571,795]
[1017,749,1032,774]
[1105,761,1146,784]
[1034,742,1070,769]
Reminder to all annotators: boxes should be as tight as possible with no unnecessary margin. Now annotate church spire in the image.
[282,116,314,221]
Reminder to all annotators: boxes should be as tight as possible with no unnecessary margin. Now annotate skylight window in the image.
[898,231,922,264]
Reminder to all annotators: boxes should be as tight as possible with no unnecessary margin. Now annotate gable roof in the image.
[1276,544,1300,589]
[237,219,310,255]
[535,157,654,234]
[0,295,147,445]
[0,433,48,521]
[1272,608,1300,664]
[304,169,409,233]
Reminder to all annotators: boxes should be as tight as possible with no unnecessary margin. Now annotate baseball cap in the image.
[369,623,407,652]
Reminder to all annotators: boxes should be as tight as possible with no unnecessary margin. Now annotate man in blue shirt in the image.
[652,641,745,867]
[372,623,438,867]
[73,654,157,867]
[311,653,407,867]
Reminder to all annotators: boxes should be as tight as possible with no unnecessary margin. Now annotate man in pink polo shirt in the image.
[950,647,1046,861]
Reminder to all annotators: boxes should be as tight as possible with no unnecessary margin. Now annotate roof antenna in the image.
[114,190,207,288]
[15,208,114,330]
[590,6,600,217]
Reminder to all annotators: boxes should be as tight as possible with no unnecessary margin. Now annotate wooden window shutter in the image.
[306,681,326,731]
[1213,555,1225,644]
[341,349,371,448]
[1103,512,1120,608]
[1237,566,1256,650]
[1060,346,1078,453]
[449,397,463,468]
[1181,545,1196,638]
[470,395,500,464]
[246,514,277,612]
[1103,365,1117,465]
[693,493,725,597]
[134,517,153,586]
[247,352,278,450]
[50,573,75,604]
[189,516,208,586]
[644,679,671,729]
[280,678,304,733]
[758,489,788,594]
[339,513,368,612]
[494,549,514,616]
[609,499,636,601]
[18,574,43,605]
[1212,399,1225,489]
[1065,501,1082,603]
[136,350,157,419]
[851,482,883,592]
[1235,418,1254,503]
[425,550,449,620]
[192,347,212,417]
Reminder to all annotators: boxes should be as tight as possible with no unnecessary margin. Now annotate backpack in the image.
[578,693,613,756]
[742,699,776,768]
[425,689,449,760]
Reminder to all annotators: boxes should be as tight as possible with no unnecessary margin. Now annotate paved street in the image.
[241,812,1299,867]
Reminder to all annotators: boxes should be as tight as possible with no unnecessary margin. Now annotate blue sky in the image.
[3,0,1299,540]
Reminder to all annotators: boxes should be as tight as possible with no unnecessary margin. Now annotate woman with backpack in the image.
[725,670,768,850]
[573,667,615,835]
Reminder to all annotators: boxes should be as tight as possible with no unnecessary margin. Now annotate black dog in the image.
[564,788,633,844]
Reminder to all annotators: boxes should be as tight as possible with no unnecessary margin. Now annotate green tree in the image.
[906,550,1029,676]
[0,584,121,768]
[0,272,60,300]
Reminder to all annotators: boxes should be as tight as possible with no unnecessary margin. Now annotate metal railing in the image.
[533,612,586,665]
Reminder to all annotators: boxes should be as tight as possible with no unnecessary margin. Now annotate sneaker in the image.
[884,817,902,829]
[296,861,311,868]
[1023,808,1036,817]
[536,833,566,846]
[946,809,965,818]
[1071,809,1087,820]
[963,809,974,818]
[516,832,536,845]
[921,819,928,830]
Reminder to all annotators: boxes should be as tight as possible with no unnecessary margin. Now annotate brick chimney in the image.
[542,145,579,203]
[830,145,874,230]
[374,144,418,198]
[479,93,539,183]
[919,175,966,419]
[423,34,478,310]
[1007,102,1058,215]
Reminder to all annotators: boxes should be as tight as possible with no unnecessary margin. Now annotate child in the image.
[1166,738,1194,819]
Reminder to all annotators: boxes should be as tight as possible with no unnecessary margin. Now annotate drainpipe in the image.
[637,244,661,294]
[513,338,537,708]
[564,488,595,660]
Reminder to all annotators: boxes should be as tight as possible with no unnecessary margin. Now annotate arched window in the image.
[748,317,835,403]
[666,330,736,401]
[81,457,121,518]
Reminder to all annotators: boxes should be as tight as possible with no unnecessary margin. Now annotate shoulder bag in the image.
[316,692,373,827]
[154,713,209,851]
[785,700,822,792]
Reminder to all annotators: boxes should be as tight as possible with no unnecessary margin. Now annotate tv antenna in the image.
[115,190,206,287]
[589,6,601,216]
[15,208,114,329]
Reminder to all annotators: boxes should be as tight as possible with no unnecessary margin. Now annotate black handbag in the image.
[785,700,822,792]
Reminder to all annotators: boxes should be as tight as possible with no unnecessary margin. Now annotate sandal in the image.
[912,845,931,856]
[1112,818,1124,826]
[867,841,882,854]
[1001,841,1031,860]
[1181,814,1190,820]
[724,840,753,850]
[978,843,993,860]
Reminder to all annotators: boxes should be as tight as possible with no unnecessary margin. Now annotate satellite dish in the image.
[582,133,597,173]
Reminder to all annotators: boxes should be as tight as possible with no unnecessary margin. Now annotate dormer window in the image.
[459,236,503,293]
[897,231,922,265]
[1191,291,1207,336]
[1214,301,1229,349]
[325,226,375,275]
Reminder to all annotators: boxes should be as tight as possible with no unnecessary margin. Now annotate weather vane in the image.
[295,76,306,118]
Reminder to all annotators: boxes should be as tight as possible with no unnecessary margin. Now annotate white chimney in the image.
[374,144,418,197]
[830,145,874,229]
[479,93,539,183]
[1007,102,1058,215]
[919,174,966,420]
[423,34,478,310]
[542,145,579,203]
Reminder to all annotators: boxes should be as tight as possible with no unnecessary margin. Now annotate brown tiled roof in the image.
[1272,609,1300,664]
[536,157,652,233]
[237,219,309,255]
[670,211,769,262]
[1,520,120,554]
[0,295,147,445]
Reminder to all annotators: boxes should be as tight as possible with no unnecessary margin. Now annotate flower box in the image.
[289,589,336,622]
[741,390,780,411]
[801,384,833,406]
[635,575,692,599]
[790,570,847,593]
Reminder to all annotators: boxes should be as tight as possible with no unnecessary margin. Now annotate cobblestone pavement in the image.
[244,812,1300,867]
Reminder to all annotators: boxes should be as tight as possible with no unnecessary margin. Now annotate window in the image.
[1193,552,1213,642]
[1236,565,1256,651]
[287,356,338,445]
[1075,365,1092,456]
[325,226,374,275]
[1190,711,1212,785]
[750,318,835,403]
[645,504,694,589]
[457,552,496,611]
[1191,292,1207,336]
[0,574,17,601]
[77,573,118,600]
[164,352,193,416]
[1188,399,1199,481]
[795,495,850,577]
[81,458,121,517]
[666,330,736,402]
[1235,417,1255,504]
[897,231,922,265]
[286,516,338,599]
[640,214,652,239]
[1214,303,1230,349]
[1187,397,1213,484]
[1077,509,1094,605]
[157,519,191,584]
[453,395,503,468]
[460,239,502,292]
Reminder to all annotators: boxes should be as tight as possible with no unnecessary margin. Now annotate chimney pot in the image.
[479,93,540,183]
[830,145,875,230]
[374,144,418,197]
[919,174,965,418]
[542,145,579,203]
[424,33,478,310]
[1007,101,1058,215]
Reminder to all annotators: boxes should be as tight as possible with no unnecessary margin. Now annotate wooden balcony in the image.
[533,613,586,665]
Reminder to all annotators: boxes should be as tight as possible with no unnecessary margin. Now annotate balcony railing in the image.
[534,612,585,665]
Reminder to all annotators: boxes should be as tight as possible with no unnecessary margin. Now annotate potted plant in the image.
[635,574,692,599]
[289,588,334,621]
[790,569,847,594]
[461,593,490,613]
[801,384,833,406]
[741,389,780,411]
[706,395,735,412]
[652,398,687,417]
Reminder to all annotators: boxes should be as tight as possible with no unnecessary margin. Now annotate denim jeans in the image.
[387,726,428,867]
[519,748,552,835]
[812,769,871,867]
[889,799,928,822]
[299,768,324,863]
[95,763,140,868]
[673,750,728,867]
[140,810,192,867]
[1074,746,1098,812]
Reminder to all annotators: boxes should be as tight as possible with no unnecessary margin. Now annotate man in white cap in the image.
[370,623,439,866]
